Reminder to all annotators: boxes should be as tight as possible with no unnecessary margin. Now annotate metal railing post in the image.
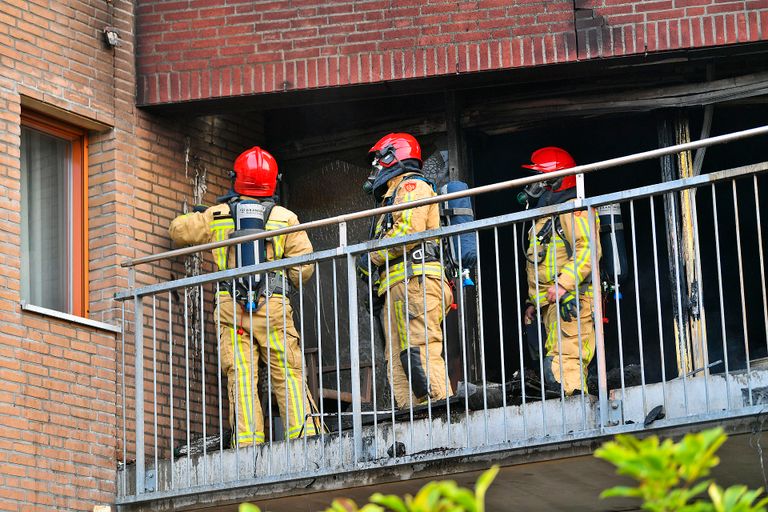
[341,222,364,462]
[134,294,145,494]
[575,173,586,207]
[588,207,609,429]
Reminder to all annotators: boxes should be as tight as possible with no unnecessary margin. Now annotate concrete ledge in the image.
[117,369,768,511]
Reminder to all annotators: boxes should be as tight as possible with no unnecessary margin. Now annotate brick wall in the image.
[0,0,123,499]
[0,0,264,509]
[136,0,768,105]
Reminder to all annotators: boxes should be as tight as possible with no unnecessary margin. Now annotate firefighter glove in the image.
[559,292,578,322]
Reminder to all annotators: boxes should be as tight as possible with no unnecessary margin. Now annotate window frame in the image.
[20,110,89,317]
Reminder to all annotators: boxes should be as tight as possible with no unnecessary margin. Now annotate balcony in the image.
[115,127,768,510]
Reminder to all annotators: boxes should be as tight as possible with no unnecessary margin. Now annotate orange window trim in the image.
[21,111,88,317]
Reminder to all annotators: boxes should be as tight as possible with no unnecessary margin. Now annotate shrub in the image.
[595,427,768,512]
[238,465,500,512]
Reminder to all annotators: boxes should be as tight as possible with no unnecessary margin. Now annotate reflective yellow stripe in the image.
[210,219,233,270]
[237,431,265,444]
[394,299,408,351]
[530,290,548,307]
[561,215,592,285]
[231,328,255,440]
[394,190,415,237]
[267,327,304,438]
[287,421,316,437]
[377,262,444,294]
[266,219,288,259]
[544,238,566,282]
[574,216,592,281]
[545,318,558,354]
[373,189,419,262]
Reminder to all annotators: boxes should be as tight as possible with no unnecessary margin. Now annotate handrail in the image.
[113,159,768,301]
[121,124,768,268]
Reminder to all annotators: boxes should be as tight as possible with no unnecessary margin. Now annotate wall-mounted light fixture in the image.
[103,26,121,47]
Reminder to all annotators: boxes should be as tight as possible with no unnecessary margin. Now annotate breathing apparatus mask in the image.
[363,145,416,202]
[516,177,563,208]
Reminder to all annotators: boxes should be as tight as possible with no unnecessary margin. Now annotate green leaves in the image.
[596,427,768,512]
[321,465,500,512]
[708,484,768,512]
[474,465,500,512]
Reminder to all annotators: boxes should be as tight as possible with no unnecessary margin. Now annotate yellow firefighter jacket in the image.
[371,172,445,296]
[168,199,314,288]
[527,211,601,307]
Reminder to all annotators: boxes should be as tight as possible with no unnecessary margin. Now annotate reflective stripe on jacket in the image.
[526,211,601,307]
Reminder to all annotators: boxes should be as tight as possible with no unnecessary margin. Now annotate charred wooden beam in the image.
[466,72,768,135]
[274,116,446,161]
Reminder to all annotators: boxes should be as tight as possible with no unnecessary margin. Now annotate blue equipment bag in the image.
[440,181,477,277]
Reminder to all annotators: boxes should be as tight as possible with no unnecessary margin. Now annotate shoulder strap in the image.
[228,198,238,222]
[262,201,276,227]
[533,218,572,257]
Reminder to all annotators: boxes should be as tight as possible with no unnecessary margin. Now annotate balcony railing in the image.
[114,126,768,504]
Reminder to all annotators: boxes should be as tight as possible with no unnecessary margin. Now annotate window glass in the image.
[20,115,85,316]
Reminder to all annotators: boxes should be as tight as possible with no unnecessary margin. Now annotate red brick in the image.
[647,8,685,20]
[635,0,674,11]
[328,56,339,86]
[706,2,747,14]
[715,14,726,44]
[446,45,457,74]
[746,10,759,40]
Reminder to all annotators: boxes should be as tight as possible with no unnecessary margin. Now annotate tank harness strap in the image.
[385,240,441,280]
[377,173,437,236]
[536,216,595,293]
[223,199,291,310]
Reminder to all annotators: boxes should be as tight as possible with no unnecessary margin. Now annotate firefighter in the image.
[522,147,602,395]
[358,133,453,409]
[169,146,321,446]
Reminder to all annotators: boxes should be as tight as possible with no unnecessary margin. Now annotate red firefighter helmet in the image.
[522,146,577,191]
[233,146,278,197]
[368,133,422,168]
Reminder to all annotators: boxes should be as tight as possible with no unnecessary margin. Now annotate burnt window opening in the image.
[471,105,768,389]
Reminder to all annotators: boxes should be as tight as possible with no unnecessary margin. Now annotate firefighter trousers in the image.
[541,297,595,394]
[216,291,321,446]
[381,275,453,408]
